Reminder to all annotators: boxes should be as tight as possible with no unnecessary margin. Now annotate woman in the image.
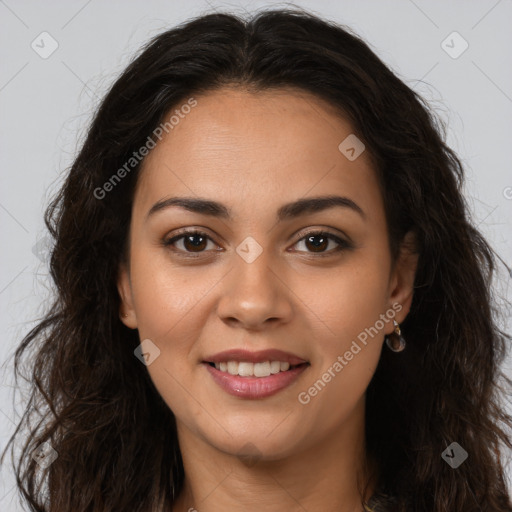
[2,8,511,512]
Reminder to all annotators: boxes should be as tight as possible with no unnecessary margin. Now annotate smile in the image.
[203,361,309,399]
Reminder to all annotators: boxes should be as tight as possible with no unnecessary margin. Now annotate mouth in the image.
[202,348,310,399]
[202,355,310,399]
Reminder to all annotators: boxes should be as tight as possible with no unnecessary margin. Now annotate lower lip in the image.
[204,363,309,399]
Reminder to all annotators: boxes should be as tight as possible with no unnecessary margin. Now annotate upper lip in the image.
[204,349,308,366]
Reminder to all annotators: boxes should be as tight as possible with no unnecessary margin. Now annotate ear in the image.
[117,262,138,329]
[386,230,418,332]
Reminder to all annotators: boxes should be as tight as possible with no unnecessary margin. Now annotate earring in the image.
[385,320,406,352]
[121,313,128,318]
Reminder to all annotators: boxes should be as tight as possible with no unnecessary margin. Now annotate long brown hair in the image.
[2,7,511,511]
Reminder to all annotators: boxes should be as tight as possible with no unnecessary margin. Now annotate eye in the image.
[291,230,352,256]
[163,230,219,255]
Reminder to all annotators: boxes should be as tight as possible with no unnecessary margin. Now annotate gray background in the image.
[1,0,511,508]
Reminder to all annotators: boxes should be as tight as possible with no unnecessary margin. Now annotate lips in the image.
[204,363,308,399]
[202,348,309,399]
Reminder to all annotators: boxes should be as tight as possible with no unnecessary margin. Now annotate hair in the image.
[2,7,511,512]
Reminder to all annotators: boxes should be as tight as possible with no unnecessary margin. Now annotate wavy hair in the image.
[2,7,512,511]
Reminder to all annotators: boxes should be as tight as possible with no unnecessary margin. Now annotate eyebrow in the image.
[146,195,366,222]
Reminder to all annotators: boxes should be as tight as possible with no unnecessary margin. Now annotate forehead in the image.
[134,86,382,222]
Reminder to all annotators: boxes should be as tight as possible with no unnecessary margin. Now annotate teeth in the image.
[270,361,281,374]
[227,361,238,375]
[254,361,270,377]
[238,362,253,377]
[213,360,297,377]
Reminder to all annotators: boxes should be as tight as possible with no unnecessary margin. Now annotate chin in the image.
[201,423,305,462]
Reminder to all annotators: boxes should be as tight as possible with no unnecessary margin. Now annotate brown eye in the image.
[292,231,351,255]
[163,230,216,254]
[182,233,208,252]
[304,234,329,252]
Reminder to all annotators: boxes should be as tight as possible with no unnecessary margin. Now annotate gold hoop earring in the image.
[385,320,406,352]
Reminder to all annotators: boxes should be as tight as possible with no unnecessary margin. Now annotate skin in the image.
[118,86,418,512]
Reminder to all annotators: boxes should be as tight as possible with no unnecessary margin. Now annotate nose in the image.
[216,246,294,331]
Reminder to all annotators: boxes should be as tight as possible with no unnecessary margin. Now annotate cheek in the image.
[127,253,215,422]
[295,265,389,428]
[294,253,391,346]
[128,249,214,341]
[292,249,390,414]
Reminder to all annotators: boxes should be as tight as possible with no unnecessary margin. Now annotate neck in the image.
[171,399,378,512]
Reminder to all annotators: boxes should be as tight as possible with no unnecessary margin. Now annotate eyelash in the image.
[162,229,352,258]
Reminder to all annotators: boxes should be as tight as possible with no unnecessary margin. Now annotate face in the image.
[118,86,417,461]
